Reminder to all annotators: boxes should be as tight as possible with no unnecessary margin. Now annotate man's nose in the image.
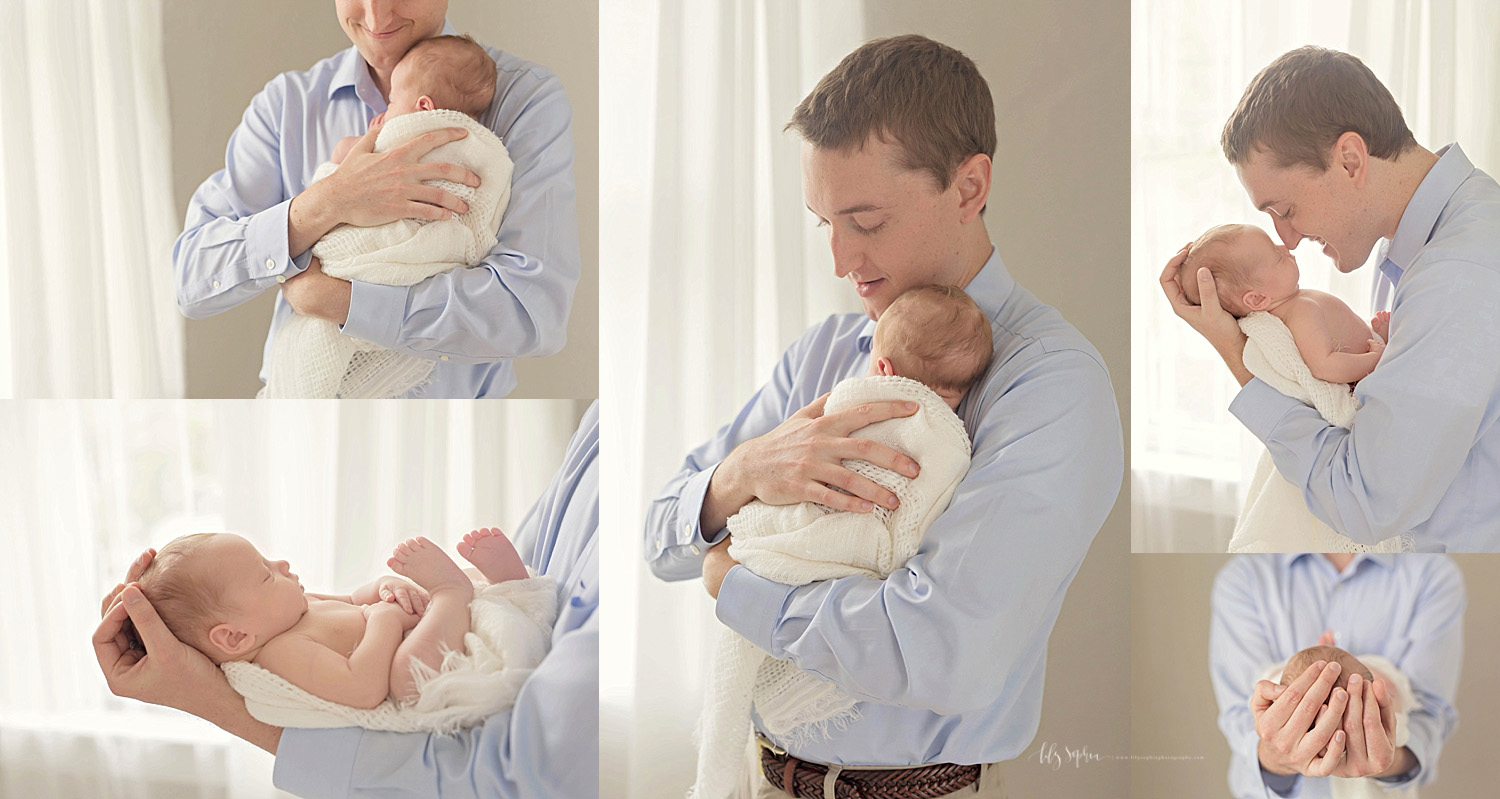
[363,0,396,28]
[829,227,860,278]
[1272,215,1303,248]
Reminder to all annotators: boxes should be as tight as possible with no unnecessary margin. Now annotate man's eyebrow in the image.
[1255,199,1280,213]
[834,203,884,215]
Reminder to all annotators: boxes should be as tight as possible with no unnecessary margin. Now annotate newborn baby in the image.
[866,283,994,409]
[1279,645,1376,693]
[330,33,497,164]
[1179,224,1387,384]
[133,529,525,709]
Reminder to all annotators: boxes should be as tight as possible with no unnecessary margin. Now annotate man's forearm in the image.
[699,456,750,535]
[287,181,340,259]
[192,679,284,755]
[1215,332,1254,387]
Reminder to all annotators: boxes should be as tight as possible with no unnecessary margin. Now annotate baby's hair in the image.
[130,533,229,659]
[1178,224,1256,316]
[402,34,497,120]
[875,284,994,396]
[1280,645,1374,692]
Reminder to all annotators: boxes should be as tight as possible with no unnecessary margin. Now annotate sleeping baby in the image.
[263,33,513,398]
[133,529,526,709]
[694,284,993,799]
[1179,224,1387,385]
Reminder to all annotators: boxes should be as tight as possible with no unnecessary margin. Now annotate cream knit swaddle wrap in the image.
[1258,654,1416,799]
[222,575,555,735]
[691,376,973,799]
[1228,312,1412,553]
[262,109,513,398]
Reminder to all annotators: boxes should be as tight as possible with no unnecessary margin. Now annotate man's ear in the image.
[875,356,896,377]
[208,622,255,658]
[1241,289,1269,312]
[417,95,436,112]
[952,153,992,223]
[1333,131,1369,188]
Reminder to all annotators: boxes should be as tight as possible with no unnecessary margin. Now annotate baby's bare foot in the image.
[457,527,529,584]
[388,537,473,599]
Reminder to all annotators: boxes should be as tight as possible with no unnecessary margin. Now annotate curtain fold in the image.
[600,1,864,795]
[0,0,183,398]
[0,400,582,799]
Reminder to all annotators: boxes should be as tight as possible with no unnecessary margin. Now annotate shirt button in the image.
[690,545,702,555]
[439,355,450,361]
[265,258,276,271]
[212,280,221,289]
[276,275,287,284]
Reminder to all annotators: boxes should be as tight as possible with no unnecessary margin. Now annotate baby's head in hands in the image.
[1280,644,1374,692]
[867,284,994,410]
[1178,224,1301,317]
[134,533,308,664]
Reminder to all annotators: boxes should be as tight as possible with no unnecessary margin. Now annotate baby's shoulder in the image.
[1271,292,1325,321]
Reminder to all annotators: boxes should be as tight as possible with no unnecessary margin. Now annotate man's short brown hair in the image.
[787,34,996,192]
[1221,46,1416,171]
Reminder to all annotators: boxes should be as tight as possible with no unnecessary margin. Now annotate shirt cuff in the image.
[1259,766,1301,797]
[716,565,795,655]
[679,462,729,549]
[245,197,309,286]
[340,280,408,348]
[1229,378,1303,443]
[272,726,364,799]
[1373,746,1424,787]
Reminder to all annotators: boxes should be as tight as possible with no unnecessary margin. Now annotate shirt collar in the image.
[856,247,1012,352]
[1281,552,1394,577]
[327,18,460,107]
[1383,143,1476,276]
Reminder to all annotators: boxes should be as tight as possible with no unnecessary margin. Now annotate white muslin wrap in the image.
[262,109,513,398]
[691,376,972,799]
[1258,654,1416,799]
[222,575,556,735]
[1228,312,1411,553]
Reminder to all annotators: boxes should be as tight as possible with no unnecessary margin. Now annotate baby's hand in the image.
[374,576,429,617]
[330,135,362,165]
[1371,311,1391,342]
[363,600,421,632]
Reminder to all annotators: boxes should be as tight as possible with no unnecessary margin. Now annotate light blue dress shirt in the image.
[1210,554,1463,799]
[643,249,1123,767]
[173,22,580,398]
[273,402,599,799]
[1230,143,1500,550]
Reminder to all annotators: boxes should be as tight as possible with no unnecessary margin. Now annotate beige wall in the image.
[163,0,598,399]
[863,2,1132,796]
[1132,555,1499,798]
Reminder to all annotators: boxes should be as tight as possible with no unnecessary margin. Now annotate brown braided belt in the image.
[758,739,980,799]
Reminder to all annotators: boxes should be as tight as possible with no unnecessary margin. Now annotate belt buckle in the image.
[755,735,788,757]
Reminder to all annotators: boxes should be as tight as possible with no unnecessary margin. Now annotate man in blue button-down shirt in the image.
[174,1,580,398]
[644,35,1122,791]
[95,402,600,798]
[1210,554,1463,798]
[1162,46,1500,551]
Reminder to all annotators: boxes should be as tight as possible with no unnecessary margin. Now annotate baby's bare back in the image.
[1273,290,1376,354]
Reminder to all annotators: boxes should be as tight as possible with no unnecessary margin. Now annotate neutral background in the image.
[163,0,598,398]
[601,0,1130,796]
[1132,554,1498,798]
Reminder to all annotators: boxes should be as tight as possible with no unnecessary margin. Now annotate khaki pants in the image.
[753,760,1008,799]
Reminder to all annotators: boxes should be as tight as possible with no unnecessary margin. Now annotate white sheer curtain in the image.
[0,400,583,799]
[1130,0,1500,551]
[599,1,863,795]
[0,0,183,398]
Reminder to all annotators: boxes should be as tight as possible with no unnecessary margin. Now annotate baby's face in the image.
[201,534,309,643]
[1231,227,1301,307]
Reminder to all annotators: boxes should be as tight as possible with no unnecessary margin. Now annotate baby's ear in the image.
[875,356,896,377]
[1241,289,1268,312]
[208,622,254,658]
[417,95,436,112]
